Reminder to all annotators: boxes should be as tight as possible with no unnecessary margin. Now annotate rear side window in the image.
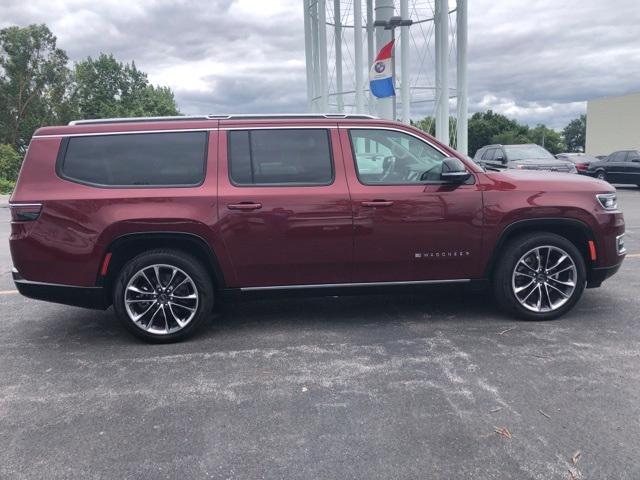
[228,129,333,185]
[59,131,207,187]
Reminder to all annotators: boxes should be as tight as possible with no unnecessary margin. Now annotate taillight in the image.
[575,163,588,171]
[9,203,42,222]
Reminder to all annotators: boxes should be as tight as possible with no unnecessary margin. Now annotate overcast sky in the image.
[2,0,639,128]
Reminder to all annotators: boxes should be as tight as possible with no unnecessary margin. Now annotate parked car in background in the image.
[9,115,625,342]
[556,153,600,175]
[474,144,577,173]
[587,150,640,186]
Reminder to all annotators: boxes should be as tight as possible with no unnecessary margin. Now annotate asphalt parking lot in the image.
[0,188,639,479]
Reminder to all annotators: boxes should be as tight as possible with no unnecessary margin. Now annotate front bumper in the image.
[586,261,623,288]
[13,269,109,310]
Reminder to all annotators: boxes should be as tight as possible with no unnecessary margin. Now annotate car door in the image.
[339,126,484,283]
[217,124,353,288]
[606,151,627,183]
[627,150,640,185]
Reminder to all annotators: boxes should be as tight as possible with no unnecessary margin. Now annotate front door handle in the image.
[361,200,394,207]
[227,202,262,211]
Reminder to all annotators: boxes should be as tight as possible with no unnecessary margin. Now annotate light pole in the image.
[373,15,413,121]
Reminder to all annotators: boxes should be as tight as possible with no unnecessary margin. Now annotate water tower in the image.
[302,0,468,154]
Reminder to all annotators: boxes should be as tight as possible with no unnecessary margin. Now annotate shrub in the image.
[0,178,15,194]
[0,144,23,181]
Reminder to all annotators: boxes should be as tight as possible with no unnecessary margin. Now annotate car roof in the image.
[32,114,407,138]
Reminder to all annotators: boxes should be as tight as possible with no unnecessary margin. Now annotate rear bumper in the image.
[12,270,109,310]
[586,261,623,288]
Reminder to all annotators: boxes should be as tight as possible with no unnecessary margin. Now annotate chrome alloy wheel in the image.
[511,245,577,313]
[124,264,199,335]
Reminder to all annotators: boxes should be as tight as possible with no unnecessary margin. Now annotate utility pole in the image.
[435,0,449,145]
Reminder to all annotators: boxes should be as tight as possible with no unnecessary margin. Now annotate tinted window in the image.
[349,129,446,184]
[228,129,333,185]
[482,148,496,160]
[609,151,625,162]
[629,151,640,161]
[60,132,207,186]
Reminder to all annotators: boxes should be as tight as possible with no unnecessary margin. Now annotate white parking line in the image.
[0,290,18,295]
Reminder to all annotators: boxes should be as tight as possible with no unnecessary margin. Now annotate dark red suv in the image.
[9,114,626,342]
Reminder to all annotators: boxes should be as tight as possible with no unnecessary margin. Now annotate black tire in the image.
[595,170,607,181]
[113,249,214,343]
[492,232,586,321]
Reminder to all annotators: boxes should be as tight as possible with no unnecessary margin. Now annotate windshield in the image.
[504,145,554,161]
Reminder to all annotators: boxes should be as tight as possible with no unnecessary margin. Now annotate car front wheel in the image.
[113,249,214,343]
[493,233,586,320]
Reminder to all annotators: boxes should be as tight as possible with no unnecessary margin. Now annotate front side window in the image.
[228,129,333,185]
[349,129,446,184]
[60,131,207,187]
[482,148,496,160]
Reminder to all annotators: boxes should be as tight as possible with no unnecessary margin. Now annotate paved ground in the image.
[0,188,639,479]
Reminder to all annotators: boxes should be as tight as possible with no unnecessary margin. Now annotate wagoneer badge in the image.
[415,251,471,259]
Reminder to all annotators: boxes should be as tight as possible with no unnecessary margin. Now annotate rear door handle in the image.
[227,202,262,211]
[361,200,394,207]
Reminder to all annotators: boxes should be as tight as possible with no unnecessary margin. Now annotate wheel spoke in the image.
[546,282,569,298]
[167,303,185,327]
[127,286,155,296]
[171,293,197,300]
[154,266,162,288]
[140,270,155,290]
[547,277,575,288]
[534,248,542,271]
[550,265,574,276]
[146,303,163,329]
[131,301,158,321]
[161,305,169,333]
[166,268,178,290]
[542,283,553,310]
[546,254,568,273]
[515,279,536,294]
[535,284,542,311]
[169,301,196,313]
[515,271,535,279]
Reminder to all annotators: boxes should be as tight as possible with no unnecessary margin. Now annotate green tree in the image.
[527,124,565,154]
[562,114,586,153]
[0,24,72,151]
[72,53,179,119]
[467,110,529,156]
[0,143,22,181]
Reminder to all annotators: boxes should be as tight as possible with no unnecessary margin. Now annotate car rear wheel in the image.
[595,170,607,181]
[113,249,214,343]
[493,233,586,321]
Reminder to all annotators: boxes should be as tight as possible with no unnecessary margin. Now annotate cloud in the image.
[1,0,639,128]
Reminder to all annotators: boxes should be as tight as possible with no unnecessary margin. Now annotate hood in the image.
[482,169,614,193]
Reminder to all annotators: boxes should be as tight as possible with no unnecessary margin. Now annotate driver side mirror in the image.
[440,157,471,183]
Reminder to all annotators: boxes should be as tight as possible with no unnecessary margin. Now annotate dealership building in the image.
[586,91,640,156]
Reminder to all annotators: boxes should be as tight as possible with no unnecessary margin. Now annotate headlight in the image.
[596,193,617,210]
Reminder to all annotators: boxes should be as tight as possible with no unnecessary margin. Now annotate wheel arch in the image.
[98,232,225,298]
[485,218,596,279]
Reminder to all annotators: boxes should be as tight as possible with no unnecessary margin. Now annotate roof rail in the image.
[68,113,378,125]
